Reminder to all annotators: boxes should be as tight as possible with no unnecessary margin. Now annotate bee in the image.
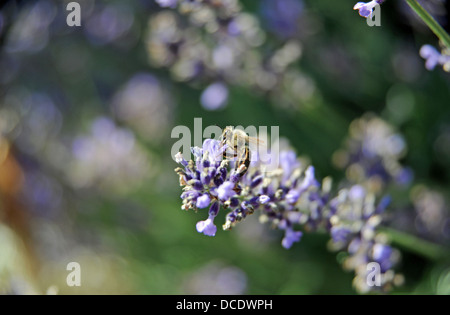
[219,126,262,177]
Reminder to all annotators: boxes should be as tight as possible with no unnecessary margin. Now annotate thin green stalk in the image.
[381,227,450,261]
[404,0,450,49]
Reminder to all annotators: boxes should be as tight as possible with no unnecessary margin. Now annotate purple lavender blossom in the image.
[331,226,352,243]
[259,195,271,204]
[300,166,318,190]
[279,150,301,183]
[196,201,221,236]
[420,45,441,70]
[353,1,384,18]
[371,243,394,272]
[196,215,217,236]
[196,194,211,209]
[348,184,366,200]
[217,181,236,201]
[419,45,450,71]
[282,228,303,249]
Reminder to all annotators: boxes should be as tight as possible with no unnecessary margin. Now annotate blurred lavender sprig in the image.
[332,115,413,193]
[149,0,310,110]
[390,185,450,246]
[174,137,402,293]
[69,117,153,194]
[259,0,304,39]
[419,44,450,71]
[333,115,450,257]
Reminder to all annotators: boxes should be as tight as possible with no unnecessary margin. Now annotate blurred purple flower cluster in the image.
[69,117,153,194]
[259,0,303,39]
[333,115,413,193]
[390,185,450,245]
[410,186,450,243]
[174,136,402,292]
[419,45,450,71]
[149,0,309,110]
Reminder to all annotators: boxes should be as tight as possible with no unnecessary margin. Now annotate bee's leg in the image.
[234,150,242,171]
[236,147,250,176]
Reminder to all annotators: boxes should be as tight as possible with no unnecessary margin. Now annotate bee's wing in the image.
[247,136,265,146]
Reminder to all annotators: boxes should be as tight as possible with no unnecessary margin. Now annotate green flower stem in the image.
[404,0,450,49]
[381,227,450,261]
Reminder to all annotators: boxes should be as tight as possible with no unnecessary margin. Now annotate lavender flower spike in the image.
[353,0,384,18]
[174,137,402,292]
